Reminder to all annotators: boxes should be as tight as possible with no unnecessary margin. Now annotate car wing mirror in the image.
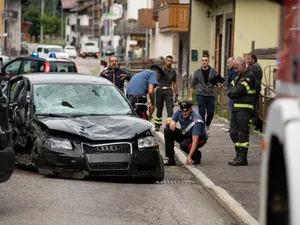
[134,103,148,112]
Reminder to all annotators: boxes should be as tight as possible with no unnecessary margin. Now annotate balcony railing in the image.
[138,9,155,29]
[153,0,179,18]
[158,4,189,32]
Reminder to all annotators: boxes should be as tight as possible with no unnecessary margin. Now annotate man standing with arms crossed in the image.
[189,55,222,135]
[154,55,178,131]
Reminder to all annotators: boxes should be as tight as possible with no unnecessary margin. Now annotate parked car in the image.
[80,41,100,58]
[36,45,69,59]
[6,73,164,181]
[0,55,10,68]
[102,45,115,57]
[0,55,78,89]
[64,45,77,59]
[0,85,15,183]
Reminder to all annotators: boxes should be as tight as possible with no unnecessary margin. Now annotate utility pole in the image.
[53,0,56,17]
[98,0,101,50]
[40,0,44,43]
[109,0,113,45]
[145,0,149,59]
[92,0,95,40]
[61,6,64,40]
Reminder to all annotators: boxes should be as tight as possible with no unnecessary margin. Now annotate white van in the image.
[36,45,69,59]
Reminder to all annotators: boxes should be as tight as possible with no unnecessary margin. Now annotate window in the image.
[21,60,39,74]
[37,47,43,53]
[49,62,76,72]
[67,18,70,26]
[67,35,69,42]
[85,42,96,46]
[4,60,22,75]
[44,48,49,53]
[38,62,45,72]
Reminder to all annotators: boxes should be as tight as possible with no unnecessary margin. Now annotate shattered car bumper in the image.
[0,147,15,183]
[34,142,163,180]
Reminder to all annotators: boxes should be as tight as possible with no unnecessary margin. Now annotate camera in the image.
[107,69,115,75]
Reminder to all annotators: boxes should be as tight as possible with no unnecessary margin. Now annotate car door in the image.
[0,59,23,88]
[7,76,29,142]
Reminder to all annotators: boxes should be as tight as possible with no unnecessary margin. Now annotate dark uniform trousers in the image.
[155,88,174,127]
[229,109,253,152]
[164,126,206,160]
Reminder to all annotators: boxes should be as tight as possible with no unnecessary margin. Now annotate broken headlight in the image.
[44,138,73,150]
[138,136,159,149]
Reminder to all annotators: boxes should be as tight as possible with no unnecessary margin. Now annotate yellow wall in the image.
[189,0,211,75]
[234,0,280,78]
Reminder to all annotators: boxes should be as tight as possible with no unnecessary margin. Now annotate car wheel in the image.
[155,155,165,182]
[0,172,13,183]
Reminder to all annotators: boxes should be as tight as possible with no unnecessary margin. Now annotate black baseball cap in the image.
[179,101,193,112]
[150,64,165,76]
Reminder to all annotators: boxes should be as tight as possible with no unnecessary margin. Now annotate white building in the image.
[2,0,24,57]
[148,0,190,74]
[114,0,148,59]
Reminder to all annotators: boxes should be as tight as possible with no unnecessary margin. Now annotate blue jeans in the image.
[196,95,215,127]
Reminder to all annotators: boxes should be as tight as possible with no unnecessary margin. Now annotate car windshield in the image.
[48,47,63,52]
[33,83,132,116]
[85,42,96,46]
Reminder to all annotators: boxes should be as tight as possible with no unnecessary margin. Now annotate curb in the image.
[154,130,260,225]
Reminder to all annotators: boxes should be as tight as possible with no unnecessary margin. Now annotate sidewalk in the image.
[152,105,262,224]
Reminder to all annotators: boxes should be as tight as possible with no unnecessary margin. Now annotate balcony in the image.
[158,4,189,33]
[153,0,179,18]
[138,9,155,29]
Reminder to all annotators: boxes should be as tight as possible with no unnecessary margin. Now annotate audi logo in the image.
[96,145,118,152]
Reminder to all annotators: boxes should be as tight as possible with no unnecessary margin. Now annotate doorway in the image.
[215,15,223,73]
[224,17,233,77]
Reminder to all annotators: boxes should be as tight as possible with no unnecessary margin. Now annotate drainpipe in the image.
[18,3,21,56]
[145,0,149,60]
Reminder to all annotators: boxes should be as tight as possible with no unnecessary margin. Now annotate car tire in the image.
[0,172,13,183]
[155,155,165,182]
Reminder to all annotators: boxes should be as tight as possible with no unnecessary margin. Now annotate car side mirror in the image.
[134,103,148,113]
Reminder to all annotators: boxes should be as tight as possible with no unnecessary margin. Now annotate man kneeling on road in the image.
[164,101,207,166]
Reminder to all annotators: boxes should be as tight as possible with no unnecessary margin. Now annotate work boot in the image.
[193,150,202,165]
[228,146,238,164]
[228,148,248,166]
[154,125,160,132]
[164,158,176,166]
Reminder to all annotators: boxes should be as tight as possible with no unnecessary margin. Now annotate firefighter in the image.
[228,57,257,166]
[164,101,207,166]
[154,55,178,131]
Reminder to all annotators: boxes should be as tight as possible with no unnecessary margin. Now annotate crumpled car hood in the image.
[37,115,152,140]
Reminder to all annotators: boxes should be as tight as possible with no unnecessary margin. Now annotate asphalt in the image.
[151,105,262,225]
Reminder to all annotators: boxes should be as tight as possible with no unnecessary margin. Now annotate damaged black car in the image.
[7,73,164,181]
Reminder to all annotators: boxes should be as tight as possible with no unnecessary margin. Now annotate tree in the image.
[40,13,61,36]
[22,7,40,41]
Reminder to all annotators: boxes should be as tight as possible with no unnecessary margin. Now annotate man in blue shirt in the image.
[164,101,207,166]
[126,65,164,115]
[100,56,132,93]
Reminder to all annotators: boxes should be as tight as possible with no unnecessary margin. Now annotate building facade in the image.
[189,0,280,87]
